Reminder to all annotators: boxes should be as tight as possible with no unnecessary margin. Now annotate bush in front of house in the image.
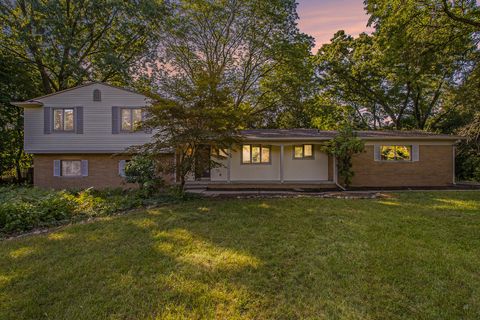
[0,186,184,237]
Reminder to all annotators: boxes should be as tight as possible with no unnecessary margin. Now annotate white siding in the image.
[283,145,329,181]
[24,83,152,153]
[210,144,330,182]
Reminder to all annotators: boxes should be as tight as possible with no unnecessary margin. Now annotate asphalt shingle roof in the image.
[240,129,463,140]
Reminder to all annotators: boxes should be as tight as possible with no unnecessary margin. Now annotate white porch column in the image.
[227,148,231,183]
[280,144,284,183]
[333,156,338,184]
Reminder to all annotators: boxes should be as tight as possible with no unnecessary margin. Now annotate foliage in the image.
[0,186,187,236]
[322,126,365,188]
[0,0,166,93]
[124,155,164,193]
[456,112,480,181]
[137,90,242,191]
[1,192,480,319]
[138,0,311,188]
[0,48,40,181]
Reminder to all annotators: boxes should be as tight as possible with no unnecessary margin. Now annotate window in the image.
[93,89,101,101]
[121,108,143,132]
[61,160,82,177]
[242,145,270,164]
[381,145,412,161]
[53,108,74,132]
[294,144,314,159]
[119,160,131,177]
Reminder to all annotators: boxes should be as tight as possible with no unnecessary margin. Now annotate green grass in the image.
[1,191,480,319]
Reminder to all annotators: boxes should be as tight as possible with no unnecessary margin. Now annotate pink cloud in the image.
[297,0,374,52]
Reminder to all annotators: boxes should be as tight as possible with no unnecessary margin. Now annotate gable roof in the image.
[11,82,147,107]
[240,129,463,141]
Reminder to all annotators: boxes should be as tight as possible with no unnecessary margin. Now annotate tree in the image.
[136,0,310,189]
[124,155,163,193]
[456,113,480,181]
[363,0,476,130]
[135,87,242,191]
[441,0,480,29]
[315,31,411,130]
[0,48,41,181]
[145,0,310,122]
[321,126,365,189]
[0,0,166,94]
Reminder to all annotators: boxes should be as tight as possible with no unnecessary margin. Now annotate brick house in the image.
[13,82,462,190]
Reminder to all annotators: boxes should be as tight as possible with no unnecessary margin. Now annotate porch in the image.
[185,142,339,190]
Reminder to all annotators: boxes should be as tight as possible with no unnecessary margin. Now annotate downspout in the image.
[453,142,458,185]
[333,157,346,191]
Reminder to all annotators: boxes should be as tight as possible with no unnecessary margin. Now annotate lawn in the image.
[1,191,479,319]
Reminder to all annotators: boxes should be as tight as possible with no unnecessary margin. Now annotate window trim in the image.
[53,108,75,133]
[380,145,413,162]
[241,144,271,165]
[293,144,315,160]
[120,107,144,133]
[60,160,82,177]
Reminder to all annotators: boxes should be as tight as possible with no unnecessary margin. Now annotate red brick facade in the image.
[33,154,174,190]
[350,145,454,187]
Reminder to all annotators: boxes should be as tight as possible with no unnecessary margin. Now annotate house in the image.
[13,82,462,190]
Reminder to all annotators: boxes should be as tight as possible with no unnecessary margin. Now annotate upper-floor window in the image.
[61,160,82,177]
[294,144,314,159]
[121,108,143,132]
[381,145,411,161]
[242,145,270,164]
[53,108,74,132]
[93,89,101,101]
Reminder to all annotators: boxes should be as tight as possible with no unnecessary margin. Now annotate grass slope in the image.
[1,191,480,319]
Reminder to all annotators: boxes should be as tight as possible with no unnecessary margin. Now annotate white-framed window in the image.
[294,144,314,159]
[121,108,143,132]
[61,160,82,177]
[118,160,131,177]
[242,145,271,164]
[53,108,75,132]
[380,145,412,161]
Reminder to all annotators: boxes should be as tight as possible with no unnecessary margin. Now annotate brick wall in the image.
[350,145,454,187]
[33,154,175,190]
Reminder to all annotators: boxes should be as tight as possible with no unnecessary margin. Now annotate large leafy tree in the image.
[146,0,311,126]
[137,0,312,188]
[315,1,476,131]
[0,0,166,94]
[0,48,41,180]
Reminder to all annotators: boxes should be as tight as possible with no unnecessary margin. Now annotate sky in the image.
[297,0,373,52]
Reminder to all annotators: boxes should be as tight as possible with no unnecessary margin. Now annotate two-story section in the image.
[13,82,164,189]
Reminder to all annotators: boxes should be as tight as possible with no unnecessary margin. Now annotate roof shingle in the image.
[240,129,462,140]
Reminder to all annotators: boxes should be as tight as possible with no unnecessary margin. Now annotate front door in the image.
[195,146,211,180]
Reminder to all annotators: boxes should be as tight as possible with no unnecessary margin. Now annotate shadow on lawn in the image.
[1,192,480,319]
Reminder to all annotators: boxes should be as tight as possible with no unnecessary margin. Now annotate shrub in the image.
[0,185,190,237]
[321,126,365,188]
[124,155,164,195]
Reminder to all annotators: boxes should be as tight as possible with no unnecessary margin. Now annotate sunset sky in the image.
[297,0,373,52]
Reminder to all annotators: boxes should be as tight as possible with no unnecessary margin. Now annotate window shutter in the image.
[75,107,84,134]
[81,160,89,176]
[119,160,126,177]
[142,110,152,134]
[53,160,61,176]
[112,107,120,134]
[412,145,420,162]
[44,107,52,134]
[374,145,381,161]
